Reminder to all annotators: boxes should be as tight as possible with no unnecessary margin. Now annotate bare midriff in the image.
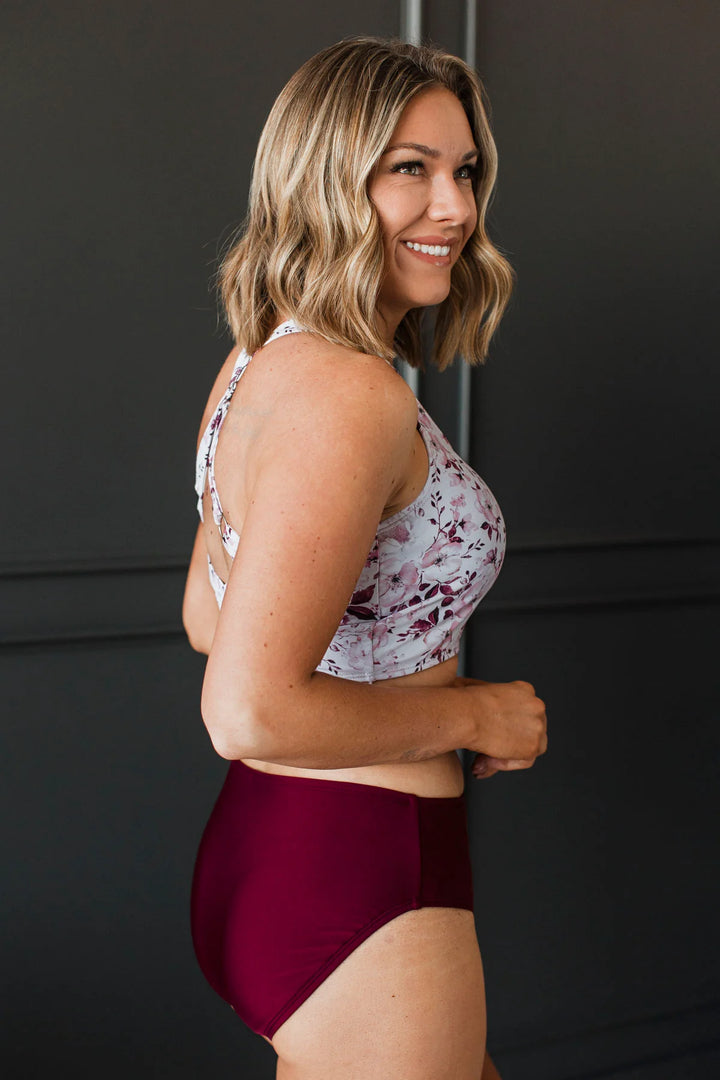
[239,652,465,798]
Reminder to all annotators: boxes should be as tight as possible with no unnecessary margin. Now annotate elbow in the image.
[200,675,275,762]
[205,727,244,761]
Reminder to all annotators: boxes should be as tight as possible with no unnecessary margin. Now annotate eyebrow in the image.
[384,142,478,162]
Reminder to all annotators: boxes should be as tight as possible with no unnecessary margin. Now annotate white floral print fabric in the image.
[195,321,506,682]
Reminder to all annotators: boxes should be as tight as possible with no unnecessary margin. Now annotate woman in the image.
[182,36,547,1080]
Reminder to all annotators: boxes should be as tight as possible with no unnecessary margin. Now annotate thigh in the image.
[272,906,486,1080]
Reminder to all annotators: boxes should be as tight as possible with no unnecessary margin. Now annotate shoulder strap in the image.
[263,319,304,346]
[195,320,305,503]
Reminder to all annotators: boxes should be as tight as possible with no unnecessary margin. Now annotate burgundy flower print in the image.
[195,321,507,683]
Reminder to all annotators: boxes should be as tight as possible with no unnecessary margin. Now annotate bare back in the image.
[196,330,464,798]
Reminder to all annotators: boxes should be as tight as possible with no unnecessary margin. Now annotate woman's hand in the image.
[469,752,537,779]
[452,676,548,778]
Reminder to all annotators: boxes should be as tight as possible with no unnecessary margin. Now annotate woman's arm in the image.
[200,339,547,769]
[182,523,218,655]
[185,524,541,772]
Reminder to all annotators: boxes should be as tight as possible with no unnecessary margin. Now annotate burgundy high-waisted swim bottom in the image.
[190,758,474,1040]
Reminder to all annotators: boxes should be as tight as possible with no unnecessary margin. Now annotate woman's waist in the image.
[237,750,465,798]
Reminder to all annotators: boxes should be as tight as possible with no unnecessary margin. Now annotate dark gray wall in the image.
[459,3,720,1078]
[3,2,719,1078]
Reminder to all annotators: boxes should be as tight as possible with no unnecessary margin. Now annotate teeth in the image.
[404,242,450,256]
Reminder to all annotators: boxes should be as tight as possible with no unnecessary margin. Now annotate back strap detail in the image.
[195,320,306,565]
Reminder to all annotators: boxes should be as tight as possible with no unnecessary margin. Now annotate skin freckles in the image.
[368,86,479,342]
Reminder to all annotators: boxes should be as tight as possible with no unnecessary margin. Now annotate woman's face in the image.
[368,86,479,337]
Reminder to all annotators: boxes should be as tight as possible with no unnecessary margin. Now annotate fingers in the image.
[491,758,537,771]
[471,754,538,779]
[471,753,496,778]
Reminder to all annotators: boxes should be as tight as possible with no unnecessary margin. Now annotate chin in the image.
[398,283,452,311]
[414,287,452,308]
[383,282,452,321]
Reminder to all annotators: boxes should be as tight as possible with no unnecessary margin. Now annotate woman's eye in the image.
[390,160,424,176]
[456,164,478,181]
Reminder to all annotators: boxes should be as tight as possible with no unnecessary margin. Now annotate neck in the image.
[376,304,407,350]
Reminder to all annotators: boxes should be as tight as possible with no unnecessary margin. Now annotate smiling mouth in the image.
[402,241,451,256]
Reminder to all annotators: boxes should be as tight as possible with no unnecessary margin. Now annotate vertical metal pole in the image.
[397,1,423,397]
[464,0,477,72]
[402,0,423,46]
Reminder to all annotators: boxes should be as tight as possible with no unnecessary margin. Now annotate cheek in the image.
[466,198,478,237]
[372,203,398,252]
[375,185,421,236]
[378,201,403,239]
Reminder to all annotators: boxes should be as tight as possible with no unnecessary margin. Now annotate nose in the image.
[427,172,474,227]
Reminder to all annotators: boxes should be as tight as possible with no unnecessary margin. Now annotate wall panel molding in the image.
[0,561,187,647]
[1,537,717,648]
[482,535,719,615]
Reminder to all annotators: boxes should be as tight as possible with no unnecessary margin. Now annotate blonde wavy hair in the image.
[219,36,515,370]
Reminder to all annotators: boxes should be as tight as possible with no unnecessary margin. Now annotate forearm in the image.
[206,668,483,767]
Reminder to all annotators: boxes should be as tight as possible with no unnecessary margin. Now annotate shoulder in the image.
[252,331,418,445]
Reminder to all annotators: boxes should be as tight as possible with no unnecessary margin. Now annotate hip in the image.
[191,753,474,1038]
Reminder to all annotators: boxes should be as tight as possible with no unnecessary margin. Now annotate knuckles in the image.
[514,679,536,694]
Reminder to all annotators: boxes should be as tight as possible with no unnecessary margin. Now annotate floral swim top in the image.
[195,320,506,683]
